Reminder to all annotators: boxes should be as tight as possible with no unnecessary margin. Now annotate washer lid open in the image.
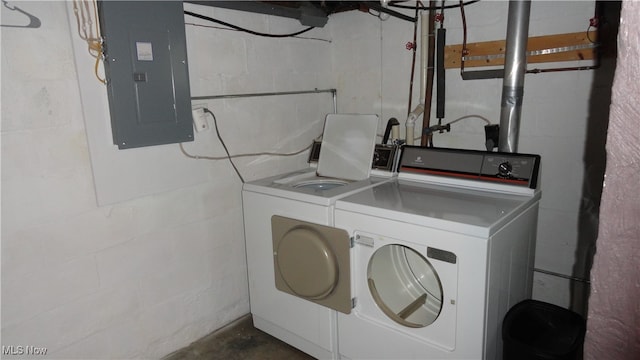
[316,114,379,181]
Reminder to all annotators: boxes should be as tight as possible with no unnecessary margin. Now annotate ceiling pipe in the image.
[498,0,531,153]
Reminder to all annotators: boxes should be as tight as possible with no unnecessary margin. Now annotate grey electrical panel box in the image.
[98,1,193,149]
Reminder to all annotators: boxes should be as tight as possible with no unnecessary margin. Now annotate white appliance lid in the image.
[335,180,540,236]
[317,114,379,181]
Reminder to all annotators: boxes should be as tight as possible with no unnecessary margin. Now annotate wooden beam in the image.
[444,31,598,69]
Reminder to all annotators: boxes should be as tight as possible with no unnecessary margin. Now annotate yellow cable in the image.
[94,53,106,84]
[73,0,105,84]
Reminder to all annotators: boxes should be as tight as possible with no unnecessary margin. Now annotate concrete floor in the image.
[163,315,315,360]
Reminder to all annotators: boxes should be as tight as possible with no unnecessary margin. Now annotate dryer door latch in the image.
[353,234,374,247]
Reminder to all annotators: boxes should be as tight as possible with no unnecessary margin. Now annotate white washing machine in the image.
[333,146,541,360]
[242,114,397,359]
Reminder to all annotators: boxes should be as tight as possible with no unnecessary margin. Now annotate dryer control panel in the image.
[399,146,540,189]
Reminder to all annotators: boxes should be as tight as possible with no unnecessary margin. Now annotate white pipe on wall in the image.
[420,12,428,102]
[405,104,424,145]
[406,12,429,145]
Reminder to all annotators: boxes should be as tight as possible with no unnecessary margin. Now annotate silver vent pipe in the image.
[498,0,531,153]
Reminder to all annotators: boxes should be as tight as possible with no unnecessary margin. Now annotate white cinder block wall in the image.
[2,0,604,358]
[2,1,331,358]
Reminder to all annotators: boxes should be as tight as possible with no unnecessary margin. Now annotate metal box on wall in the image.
[98,1,193,149]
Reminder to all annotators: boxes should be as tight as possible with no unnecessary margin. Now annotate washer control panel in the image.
[399,146,540,189]
[309,141,398,171]
[372,145,398,171]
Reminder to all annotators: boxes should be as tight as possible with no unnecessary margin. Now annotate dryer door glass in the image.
[367,244,443,328]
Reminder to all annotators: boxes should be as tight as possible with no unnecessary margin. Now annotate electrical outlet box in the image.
[98,1,193,149]
[192,107,209,132]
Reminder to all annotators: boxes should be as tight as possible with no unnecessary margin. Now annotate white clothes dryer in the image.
[242,114,396,359]
[333,146,541,360]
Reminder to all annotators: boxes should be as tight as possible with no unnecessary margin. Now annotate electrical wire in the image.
[179,108,322,183]
[179,141,315,160]
[389,0,480,11]
[445,114,491,125]
[73,0,106,84]
[184,10,315,38]
[184,22,331,43]
[205,109,245,183]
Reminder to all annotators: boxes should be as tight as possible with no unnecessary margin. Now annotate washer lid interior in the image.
[316,114,379,181]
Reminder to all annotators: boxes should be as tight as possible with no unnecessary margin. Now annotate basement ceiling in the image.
[184,1,381,27]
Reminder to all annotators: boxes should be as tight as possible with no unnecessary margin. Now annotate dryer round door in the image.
[276,226,338,299]
[271,215,352,314]
[367,244,443,328]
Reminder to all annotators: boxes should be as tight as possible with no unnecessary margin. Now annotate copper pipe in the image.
[420,1,436,146]
[407,2,421,117]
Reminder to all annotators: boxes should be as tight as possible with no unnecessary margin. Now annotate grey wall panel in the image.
[99,1,193,149]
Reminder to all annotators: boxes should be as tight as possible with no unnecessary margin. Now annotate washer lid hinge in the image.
[351,297,357,308]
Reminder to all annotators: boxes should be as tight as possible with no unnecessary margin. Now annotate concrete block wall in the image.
[183,3,332,181]
[2,0,607,358]
[2,1,331,358]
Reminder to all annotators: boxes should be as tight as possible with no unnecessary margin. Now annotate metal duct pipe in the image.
[498,0,531,153]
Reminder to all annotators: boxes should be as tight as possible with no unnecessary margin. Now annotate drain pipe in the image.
[498,0,531,153]
[406,11,431,145]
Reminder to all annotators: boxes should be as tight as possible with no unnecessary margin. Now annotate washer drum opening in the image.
[293,179,349,190]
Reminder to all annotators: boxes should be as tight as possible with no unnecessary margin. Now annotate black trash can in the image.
[502,299,586,360]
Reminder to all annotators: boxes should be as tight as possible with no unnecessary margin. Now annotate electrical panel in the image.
[98,1,193,149]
